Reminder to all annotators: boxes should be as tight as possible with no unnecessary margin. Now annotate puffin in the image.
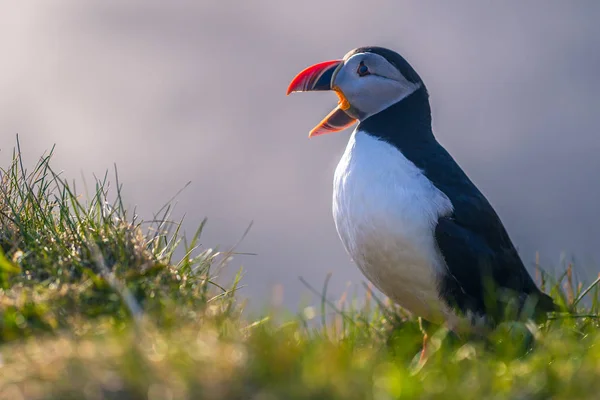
[287,46,555,332]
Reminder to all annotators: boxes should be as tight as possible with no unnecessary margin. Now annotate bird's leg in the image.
[419,331,429,364]
[418,317,430,364]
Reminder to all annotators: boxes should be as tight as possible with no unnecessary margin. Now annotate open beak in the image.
[287,60,357,137]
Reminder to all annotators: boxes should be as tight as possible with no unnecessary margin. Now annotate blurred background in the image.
[1,1,599,311]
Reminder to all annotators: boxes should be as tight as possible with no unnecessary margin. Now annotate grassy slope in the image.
[0,145,599,400]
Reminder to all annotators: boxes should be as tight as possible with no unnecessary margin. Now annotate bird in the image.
[286,46,555,334]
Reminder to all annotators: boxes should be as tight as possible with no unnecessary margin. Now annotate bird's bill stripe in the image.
[309,106,357,137]
[286,60,342,95]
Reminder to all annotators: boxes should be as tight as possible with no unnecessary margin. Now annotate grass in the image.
[1,142,600,399]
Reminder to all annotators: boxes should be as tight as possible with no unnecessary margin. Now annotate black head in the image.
[343,46,425,88]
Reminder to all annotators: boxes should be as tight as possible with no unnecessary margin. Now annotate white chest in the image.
[332,130,454,321]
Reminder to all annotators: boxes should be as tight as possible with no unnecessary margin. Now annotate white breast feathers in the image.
[332,129,455,323]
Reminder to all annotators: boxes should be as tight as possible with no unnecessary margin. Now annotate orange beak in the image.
[287,60,357,137]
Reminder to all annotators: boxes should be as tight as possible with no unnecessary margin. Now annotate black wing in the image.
[434,194,554,321]
[406,140,554,320]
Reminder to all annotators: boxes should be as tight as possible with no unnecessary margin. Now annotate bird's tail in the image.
[532,291,558,321]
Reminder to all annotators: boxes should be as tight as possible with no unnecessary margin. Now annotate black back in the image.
[359,84,555,321]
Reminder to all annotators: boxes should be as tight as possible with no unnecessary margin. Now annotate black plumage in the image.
[357,52,555,321]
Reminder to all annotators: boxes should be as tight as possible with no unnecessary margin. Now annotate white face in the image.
[332,52,421,120]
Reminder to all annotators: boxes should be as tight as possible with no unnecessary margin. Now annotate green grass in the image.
[1,142,600,399]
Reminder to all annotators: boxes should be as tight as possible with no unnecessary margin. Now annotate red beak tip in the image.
[286,59,342,98]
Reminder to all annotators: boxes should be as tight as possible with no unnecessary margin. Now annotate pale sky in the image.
[1,1,599,310]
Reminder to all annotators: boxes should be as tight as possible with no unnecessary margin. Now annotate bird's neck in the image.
[357,86,435,149]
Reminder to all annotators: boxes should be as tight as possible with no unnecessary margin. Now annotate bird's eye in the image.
[357,62,370,77]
